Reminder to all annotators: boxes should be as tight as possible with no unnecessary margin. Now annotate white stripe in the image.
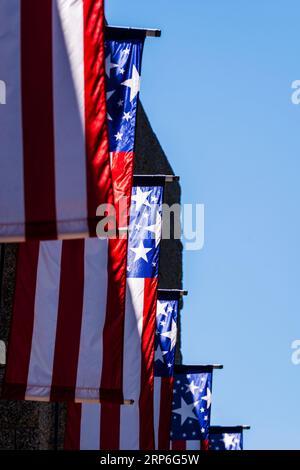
[154,377,161,450]
[119,278,145,448]
[75,238,108,401]
[0,1,25,241]
[186,440,201,450]
[120,404,140,450]
[26,241,62,399]
[80,404,101,450]
[122,278,144,399]
[53,0,89,236]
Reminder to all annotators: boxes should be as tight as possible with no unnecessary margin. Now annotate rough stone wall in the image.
[0,105,183,449]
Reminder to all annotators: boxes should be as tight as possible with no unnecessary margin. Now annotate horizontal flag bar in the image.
[106,26,161,39]
[73,399,134,405]
[174,364,223,374]
[158,289,188,300]
[210,425,251,433]
[133,175,179,186]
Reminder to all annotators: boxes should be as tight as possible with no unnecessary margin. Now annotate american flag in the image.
[209,426,243,451]
[2,33,146,404]
[170,365,213,451]
[0,0,113,241]
[65,178,165,449]
[154,290,180,450]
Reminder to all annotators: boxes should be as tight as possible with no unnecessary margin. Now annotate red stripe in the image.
[50,240,84,401]
[21,1,57,239]
[99,152,134,402]
[139,277,158,450]
[158,377,174,450]
[2,243,39,399]
[83,0,113,235]
[64,404,82,450]
[100,404,120,450]
[201,439,209,451]
[99,239,126,403]
[172,440,186,450]
[110,151,134,232]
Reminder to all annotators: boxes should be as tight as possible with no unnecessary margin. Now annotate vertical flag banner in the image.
[0,0,114,241]
[65,177,165,450]
[170,365,213,451]
[209,426,243,451]
[154,290,180,450]
[2,31,146,404]
[105,27,144,190]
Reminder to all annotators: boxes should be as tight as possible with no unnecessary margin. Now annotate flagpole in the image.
[174,364,224,373]
[133,175,180,184]
[158,289,188,296]
[74,399,134,405]
[106,26,161,37]
[210,425,251,431]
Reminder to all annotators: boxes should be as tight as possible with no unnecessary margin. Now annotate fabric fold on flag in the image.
[170,365,213,451]
[0,0,115,241]
[2,33,146,403]
[65,178,165,449]
[209,426,243,451]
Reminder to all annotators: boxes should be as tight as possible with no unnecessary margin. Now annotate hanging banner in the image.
[0,0,114,241]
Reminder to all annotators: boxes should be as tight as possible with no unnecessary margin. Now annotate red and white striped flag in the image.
[2,30,147,404]
[64,177,166,450]
[64,288,182,451]
[0,0,113,241]
[1,153,129,403]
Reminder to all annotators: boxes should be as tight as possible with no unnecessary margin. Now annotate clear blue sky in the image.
[107,1,300,450]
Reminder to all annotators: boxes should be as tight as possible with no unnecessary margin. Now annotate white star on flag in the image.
[201,388,212,409]
[122,65,141,102]
[161,319,177,351]
[223,434,236,449]
[144,211,162,247]
[173,397,198,427]
[115,132,123,141]
[185,380,200,396]
[156,302,169,317]
[131,187,151,211]
[155,344,167,363]
[123,112,132,122]
[130,241,152,262]
[105,54,119,78]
